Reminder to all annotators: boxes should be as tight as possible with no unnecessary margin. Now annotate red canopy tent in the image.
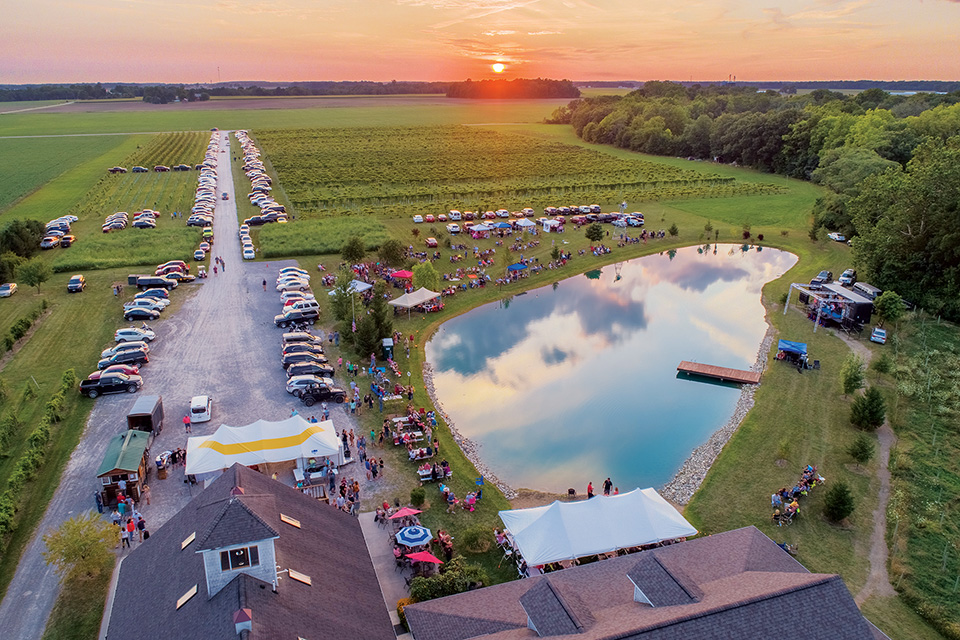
[392,270,414,279]
[406,551,443,564]
[389,507,423,519]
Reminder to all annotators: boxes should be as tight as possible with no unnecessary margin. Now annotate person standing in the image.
[587,482,595,499]
[262,279,267,291]
[94,491,103,514]
[136,516,146,542]
[142,484,151,506]
[183,414,191,434]
[603,478,612,496]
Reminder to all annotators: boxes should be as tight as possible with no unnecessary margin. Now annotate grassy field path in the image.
[839,335,898,605]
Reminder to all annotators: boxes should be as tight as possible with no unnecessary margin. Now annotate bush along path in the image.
[838,334,897,605]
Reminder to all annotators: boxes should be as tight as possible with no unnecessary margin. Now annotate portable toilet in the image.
[382,338,394,361]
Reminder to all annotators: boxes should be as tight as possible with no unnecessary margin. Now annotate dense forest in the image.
[446,78,579,99]
[549,83,960,319]
[0,81,450,103]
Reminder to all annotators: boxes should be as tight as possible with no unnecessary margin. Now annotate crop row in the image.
[256,125,781,219]
[124,131,209,168]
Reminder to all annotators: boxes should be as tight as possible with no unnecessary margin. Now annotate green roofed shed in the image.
[97,430,150,505]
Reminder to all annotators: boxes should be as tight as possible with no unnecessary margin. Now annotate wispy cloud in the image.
[483,29,518,35]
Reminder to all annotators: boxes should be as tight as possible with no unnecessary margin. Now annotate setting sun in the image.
[492,63,505,74]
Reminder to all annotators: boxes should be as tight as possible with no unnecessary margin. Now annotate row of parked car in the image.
[273,267,320,327]
[235,130,287,250]
[186,132,223,231]
[107,164,197,174]
[79,322,158,398]
[280,331,345,405]
[413,204,617,225]
[40,215,78,249]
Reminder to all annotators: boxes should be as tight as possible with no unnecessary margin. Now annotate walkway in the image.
[359,511,413,638]
[837,335,898,605]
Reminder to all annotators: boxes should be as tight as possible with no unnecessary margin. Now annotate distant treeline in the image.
[0,81,451,103]
[574,80,960,93]
[549,81,960,319]
[446,78,580,99]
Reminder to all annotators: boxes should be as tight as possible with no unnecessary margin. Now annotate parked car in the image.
[87,364,139,380]
[280,291,315,303]
[124,307,161,322]
[157,260,189,273]
[115,327,156,342]
[827,232,846,242]
[281,352,329,369]
[136,276,177,290]
[446,223,461,234]
[425,237,438,248]
[278,267,309,278]
[40,236,61,249]
[164,271,196,283]
[810,270,833,285]
[243,248,255,260]
[123,298,167,313]
[276,280,310,293]
[286,362,335,379]
[838,269,857,286]
[67,274,86,292]
[60,235,77,247]
[274,308,319,328]
[282,342,325,357]
[108,166,128,174]
[282,331,323,345]
[0,283,17,297]
[190,395,213,423]
[131,166,148,173]
[286,375,335,397]
[133,220,156,229]
[101,340,150,358]
[97,349,149,370]
[299,383,347,406]
[287,299,320,314]
[79,373,143,398]
[153,165,170,172]
[424,215,435,223]
[194,249,206,261]
[870,327,887,344]
[136,288,169,300]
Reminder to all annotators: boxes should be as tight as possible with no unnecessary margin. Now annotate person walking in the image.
[94,491,103,514]
[262,279,267,291]
[213,265,218,276]
[587,482,595,499]
[603,477,612,496]
[220,259,226,272]
[136,516,146,542]
[142,484,151,506]
[120,526,130,549]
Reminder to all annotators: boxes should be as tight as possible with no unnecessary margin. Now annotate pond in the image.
[424,244,798,494]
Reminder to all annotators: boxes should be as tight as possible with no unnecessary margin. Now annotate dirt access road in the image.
[0,131,352,639]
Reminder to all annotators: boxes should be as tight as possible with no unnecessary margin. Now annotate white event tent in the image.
[185,416,344,477]
[327,279,373,296]
[516,218,536,228]
[498,488,697,566]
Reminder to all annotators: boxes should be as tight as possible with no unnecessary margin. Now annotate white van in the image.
[448,210,462,221]
[190,395,212,423]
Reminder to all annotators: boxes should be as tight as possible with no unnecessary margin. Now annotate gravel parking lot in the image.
[0,131,353,639]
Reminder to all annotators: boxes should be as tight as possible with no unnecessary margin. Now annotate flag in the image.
[352,319,357,333]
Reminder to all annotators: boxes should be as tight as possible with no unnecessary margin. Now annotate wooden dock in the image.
[677,361,762,384]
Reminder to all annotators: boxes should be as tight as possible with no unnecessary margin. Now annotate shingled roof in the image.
[405,526,888,640]
[105,464,395,640]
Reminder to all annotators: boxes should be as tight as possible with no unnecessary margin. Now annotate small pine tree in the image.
[584,223,604,242]
[847,433,875,467]
[668,223,679,236]
[850,386,886,431]
[840,353,865,395]
[823,481,855,522]
[550,246,560,261]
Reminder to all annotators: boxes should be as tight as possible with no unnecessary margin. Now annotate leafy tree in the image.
[17,258,52,293]
[378,239,406,268]
[871,353,893,375]
[851,386,886,431]
[823,481,855,522]
[584,223,604,242]
[0,251,25,283]
[409,556,488,602]
[873,290,904,326]
[812,147,898,197]
[0,219,45,258]
[340,235,366,264]
[330,266,357,322]
[847,433,875,468]
[839,353,865,395]
[412,261,440,292]
[42,512,115,580]
[369,281,393,342]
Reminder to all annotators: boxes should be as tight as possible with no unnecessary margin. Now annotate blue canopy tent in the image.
[508,263,528,272]
[777,339,807,355]
[493,222,512,229]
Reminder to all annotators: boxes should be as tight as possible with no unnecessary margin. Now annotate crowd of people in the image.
[771,465,826,526]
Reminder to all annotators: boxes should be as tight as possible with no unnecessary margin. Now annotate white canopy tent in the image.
[470,223,492,232]
[542,219,562,232]
[516,218,536,228]
[185,416,344,476]
[498,488,697,566]
[327,279,373,296]
[389,287,441,309]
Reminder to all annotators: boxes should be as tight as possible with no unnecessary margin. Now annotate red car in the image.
[87,364,140,380]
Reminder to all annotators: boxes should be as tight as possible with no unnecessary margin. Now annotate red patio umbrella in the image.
[406,551,443,564]
[389,507,423,519]
[392,270,414,279]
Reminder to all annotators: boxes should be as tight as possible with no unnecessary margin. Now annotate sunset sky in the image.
[2,0,958,83]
